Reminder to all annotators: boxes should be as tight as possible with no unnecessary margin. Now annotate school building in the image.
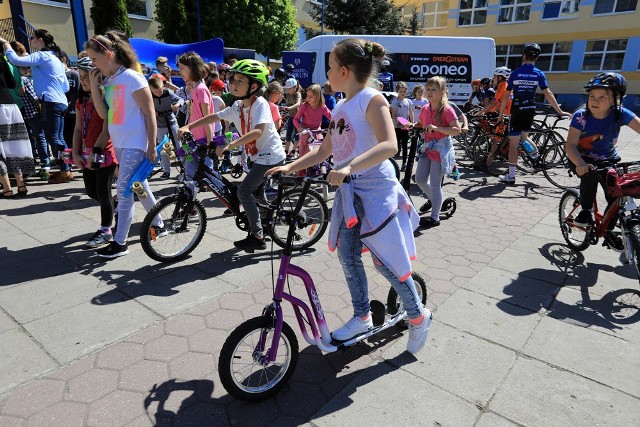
[395,0,640,113]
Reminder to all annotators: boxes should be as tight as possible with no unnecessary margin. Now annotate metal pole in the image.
[321,0,325,35]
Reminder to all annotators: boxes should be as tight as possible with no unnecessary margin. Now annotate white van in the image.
[282,35,496,104]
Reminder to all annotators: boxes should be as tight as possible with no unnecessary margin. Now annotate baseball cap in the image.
[284,78,298,89]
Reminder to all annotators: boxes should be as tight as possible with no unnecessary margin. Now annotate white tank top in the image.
[329,86,387,170]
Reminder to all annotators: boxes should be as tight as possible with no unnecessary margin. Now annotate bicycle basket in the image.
[606,168,640,198]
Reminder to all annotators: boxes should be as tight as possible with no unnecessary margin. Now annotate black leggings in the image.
[569,157,617,230]
[82,164,116,228]
[395,128,410,165]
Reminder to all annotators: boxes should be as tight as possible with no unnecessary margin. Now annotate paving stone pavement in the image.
[1,125,640,426]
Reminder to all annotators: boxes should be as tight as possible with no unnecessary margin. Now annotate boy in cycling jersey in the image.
[497,43,570,184]
[480,68,512,168]
[565,73,640,246]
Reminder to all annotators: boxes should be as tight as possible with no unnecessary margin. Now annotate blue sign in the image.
[281,51,316,88]
[130,37,224,76]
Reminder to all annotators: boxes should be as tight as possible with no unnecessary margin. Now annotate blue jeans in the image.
[336,196,423,319]
[42,101,69,171]
[23,115,48,163]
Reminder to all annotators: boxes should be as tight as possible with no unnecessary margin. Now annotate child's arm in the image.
[628,116,640,133]
[72,107,84,169]
[215,123,264,157]
[267,133,333,176]
[88,70,109,120]
[542,88,571,118]
[178,112,221,138]
[293,103,305,131]
[565,126,592,176]
[199,101,213,142]
[287,92,301,111]
[132,87,158,162]
[94,119,110,150]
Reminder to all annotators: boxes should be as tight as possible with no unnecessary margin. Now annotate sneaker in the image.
[401,163,406,172]
[160,172,170,179]
[96,241,129,258]
[48,170,73,184]
[419,200,432,213]
[604,231,624,251]
[498,174,516,184]
[419,217,440,229]
[233,234,266,252]
[150,225,168,240]
[84,230,112,248]
[573,209,593,227]
[406,309,433,354]
[331,314,374,341]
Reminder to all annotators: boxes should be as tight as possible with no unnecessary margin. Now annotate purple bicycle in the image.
[218,175,428,401]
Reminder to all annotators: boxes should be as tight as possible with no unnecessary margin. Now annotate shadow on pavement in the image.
[141,328,411,426]
[496,242,640,329]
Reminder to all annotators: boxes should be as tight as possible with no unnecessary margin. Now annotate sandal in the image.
[17,186,28,196]
[2,190,14,198]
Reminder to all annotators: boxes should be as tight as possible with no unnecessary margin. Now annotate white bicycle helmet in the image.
[493,66,511,78]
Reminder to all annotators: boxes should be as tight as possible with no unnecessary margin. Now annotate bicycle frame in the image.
[565,196,620,239]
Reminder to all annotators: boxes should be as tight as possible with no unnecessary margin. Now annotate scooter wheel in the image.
[442,197,457,218]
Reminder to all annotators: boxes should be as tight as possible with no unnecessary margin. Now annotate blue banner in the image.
[130,38,225,77]
[281,51,316,88]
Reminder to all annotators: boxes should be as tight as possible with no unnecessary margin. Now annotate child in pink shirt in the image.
[293,84,331,159]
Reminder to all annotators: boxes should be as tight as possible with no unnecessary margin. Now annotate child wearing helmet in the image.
[497,43,570,184]
[378,59,394,92]
[565,72,640,243]
[178,59,286,252]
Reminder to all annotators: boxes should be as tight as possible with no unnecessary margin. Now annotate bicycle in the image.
[139,133,329,262]
[218,175,429,401]
[559,160,640,282]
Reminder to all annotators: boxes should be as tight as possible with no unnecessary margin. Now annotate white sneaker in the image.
[498,174,516,184]
[407,309,432,354]
[332,314,373,341]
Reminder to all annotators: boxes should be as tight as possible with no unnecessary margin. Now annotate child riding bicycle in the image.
[178,59,286,252]
[565,72,640,247]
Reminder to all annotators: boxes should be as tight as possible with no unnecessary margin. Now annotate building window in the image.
[496,44,523,70]
[422,1,449,28]
[593,0,637,14]
[541,0,581,19]
[127,0,149,17]
[498,0,532,23]
[535,42,573,72]
[582,39,627,71]
[24,0,69,6]
[458,0,488,26]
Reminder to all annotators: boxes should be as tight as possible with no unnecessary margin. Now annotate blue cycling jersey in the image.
[570,106,636,161]
[506,64,548,111]
[379,71,394,92]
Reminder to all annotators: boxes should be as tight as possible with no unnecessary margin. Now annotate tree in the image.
[155,0,189,44]
[408,10,420,35]
[309,0,405,35]
[155,0,298,57]
[90,0,132,38]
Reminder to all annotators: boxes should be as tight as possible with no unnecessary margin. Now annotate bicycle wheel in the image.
[386,272,428,328]
[542,145,579,189]
[270,187,329,250]
[218,316,299,402]
[629,223,640,283]
[558,189,590,251]
[453,132,475,168]
[140,194,207,262]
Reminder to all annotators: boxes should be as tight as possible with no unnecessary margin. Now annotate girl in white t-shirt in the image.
[178,59,286,252]
[390,81,414,171]
[267,38,431,355]
[86,31,163,259]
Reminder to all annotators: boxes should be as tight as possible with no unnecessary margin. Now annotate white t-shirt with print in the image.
[390,96,413,128]
[216,96,286,165]
[103,68,149,150]
[330,86,388,172]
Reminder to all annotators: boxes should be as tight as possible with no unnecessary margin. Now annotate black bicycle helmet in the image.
[274,67,286,80]
[480,77,491,86]
[285,63,294,72]
[584,72,627,98]
[523,43,541,58]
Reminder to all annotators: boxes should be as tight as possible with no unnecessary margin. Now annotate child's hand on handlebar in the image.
[576,163,596,176]
[327,167,350,187]
[265,165,292,176]
[425,124,438,133]
[177,126,190,139]
[215,145,228,158]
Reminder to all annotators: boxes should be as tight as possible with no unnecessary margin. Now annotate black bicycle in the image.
[139,133,329,262]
